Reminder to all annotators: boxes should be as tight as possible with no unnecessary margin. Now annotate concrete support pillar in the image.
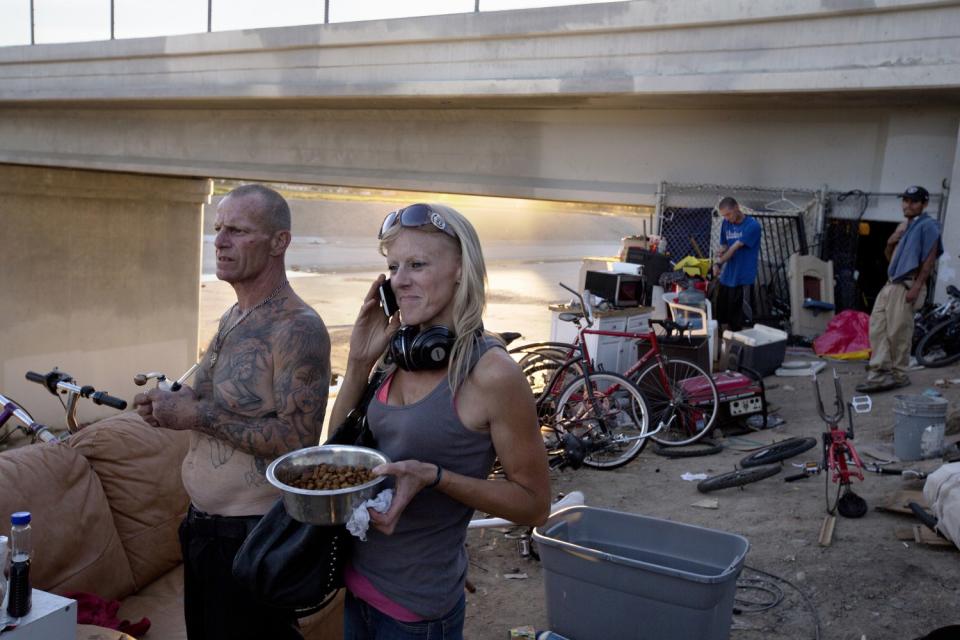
[0,164,211,427]
[935,126,960,302]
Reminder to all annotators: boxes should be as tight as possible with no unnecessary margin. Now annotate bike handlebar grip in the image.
[32,424,57,443]
[25,371,46,384]
[92,392,128,411]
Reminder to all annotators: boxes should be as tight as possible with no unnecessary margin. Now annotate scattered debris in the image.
[691,498,719,509]
[819,515,836,547]
[876,490,929,516]
[503,572,529,580]
[775,361,826,377]
[894,526,955,548]
[508,626,537,639]
[681,472,709,481]
[933,378,960,389]
[746,414,785,429]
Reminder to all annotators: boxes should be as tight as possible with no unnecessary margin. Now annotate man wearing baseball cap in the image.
[857,185,943,392]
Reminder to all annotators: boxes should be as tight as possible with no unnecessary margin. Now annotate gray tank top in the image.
[351,336,500,619]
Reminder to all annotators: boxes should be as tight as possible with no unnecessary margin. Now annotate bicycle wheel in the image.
[652,440,723,458]
[554,371,650,469]
[915,317,960,368]
[826,473,843,515]
[739,437,817,468]
[697,464,781,493]
[632,358,719,447]
[512,343,581,396]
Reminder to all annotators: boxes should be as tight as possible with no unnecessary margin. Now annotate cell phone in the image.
[378,279,399,317]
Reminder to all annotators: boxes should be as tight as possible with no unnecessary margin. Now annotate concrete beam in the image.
[0,164,211,427]
[0,107,955,207]
[1,1,959,103]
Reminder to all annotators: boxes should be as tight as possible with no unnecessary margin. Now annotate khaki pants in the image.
[866,281,924,382]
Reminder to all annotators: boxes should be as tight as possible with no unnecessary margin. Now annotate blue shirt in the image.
[719,215,762,287]
[888,213,943,282]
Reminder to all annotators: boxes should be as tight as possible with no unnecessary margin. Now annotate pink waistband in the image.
[344,563,424,622]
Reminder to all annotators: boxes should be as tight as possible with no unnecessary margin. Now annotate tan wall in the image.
[0,164,211,427]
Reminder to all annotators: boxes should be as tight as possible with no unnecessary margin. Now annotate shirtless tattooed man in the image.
[134,184,331,640]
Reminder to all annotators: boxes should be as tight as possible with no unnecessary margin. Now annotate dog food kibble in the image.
[286,464,376,490]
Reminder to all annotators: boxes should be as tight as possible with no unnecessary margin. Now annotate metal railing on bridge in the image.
[1,0,615,47]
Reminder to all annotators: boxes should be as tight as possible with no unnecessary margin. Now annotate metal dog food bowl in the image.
[266,445,390,525]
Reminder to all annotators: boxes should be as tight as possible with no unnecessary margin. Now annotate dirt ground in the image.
[459,359,960,640]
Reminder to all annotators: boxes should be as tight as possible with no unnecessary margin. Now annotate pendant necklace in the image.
[209,280,288,367]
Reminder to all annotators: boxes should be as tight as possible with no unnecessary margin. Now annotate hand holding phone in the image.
[379,279,399,317]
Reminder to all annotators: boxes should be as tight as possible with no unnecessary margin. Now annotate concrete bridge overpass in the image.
[2,0,959,423]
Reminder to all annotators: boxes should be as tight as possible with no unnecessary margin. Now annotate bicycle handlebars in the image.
[26,369,128,411]
[0,393,57,443]
[559,282,594,328]
[812,369,844,424]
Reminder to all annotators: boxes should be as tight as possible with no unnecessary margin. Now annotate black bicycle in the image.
[915,288,960,368]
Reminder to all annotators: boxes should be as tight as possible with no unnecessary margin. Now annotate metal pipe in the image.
[325,0,330,24]
[30,0,35,44]
[208,0,212,32]
[110,0,114,40]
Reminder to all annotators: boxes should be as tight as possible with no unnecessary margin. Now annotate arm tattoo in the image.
[198,305,332,469]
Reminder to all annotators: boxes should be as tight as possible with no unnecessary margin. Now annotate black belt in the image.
[186,505,261,540]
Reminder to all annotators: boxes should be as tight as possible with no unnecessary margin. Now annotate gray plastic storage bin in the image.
[532,506,749,640]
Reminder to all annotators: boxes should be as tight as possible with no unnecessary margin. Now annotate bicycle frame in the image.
[813,371,865,489]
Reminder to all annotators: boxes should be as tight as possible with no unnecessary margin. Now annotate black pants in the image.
[179,506,302,640]
[717,284,754,332]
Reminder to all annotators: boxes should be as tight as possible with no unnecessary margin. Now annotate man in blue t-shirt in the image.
[713,197,762,332]
[856,185,942,393]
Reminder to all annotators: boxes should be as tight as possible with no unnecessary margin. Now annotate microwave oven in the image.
[584,271,646,308]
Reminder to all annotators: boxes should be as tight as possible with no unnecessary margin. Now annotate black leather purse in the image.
[232,370,386,614]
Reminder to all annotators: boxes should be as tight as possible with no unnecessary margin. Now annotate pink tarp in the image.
[813,310,871,359]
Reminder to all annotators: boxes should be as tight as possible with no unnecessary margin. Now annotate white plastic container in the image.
[722,324,788,377]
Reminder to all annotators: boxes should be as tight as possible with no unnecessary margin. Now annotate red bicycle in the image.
[511,283,719,448]
[813,370,871,517]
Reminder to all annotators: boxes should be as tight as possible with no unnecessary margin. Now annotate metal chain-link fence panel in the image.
[656,182,820,331]
[821,190,946,310]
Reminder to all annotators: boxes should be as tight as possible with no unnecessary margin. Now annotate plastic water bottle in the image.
[6,512,32,618]
[0,535,8,611]
[536,632,571,640]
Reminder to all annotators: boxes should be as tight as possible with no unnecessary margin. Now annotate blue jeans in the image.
[344,591,465,640]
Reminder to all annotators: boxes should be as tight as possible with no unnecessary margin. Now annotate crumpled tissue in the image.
[346,489,393,541]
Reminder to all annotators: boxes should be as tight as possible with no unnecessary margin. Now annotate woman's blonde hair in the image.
[379,203,496,393]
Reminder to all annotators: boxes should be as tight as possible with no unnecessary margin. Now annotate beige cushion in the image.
[69,413,190,591]
[0,441,136,600]
[117,565,186,640]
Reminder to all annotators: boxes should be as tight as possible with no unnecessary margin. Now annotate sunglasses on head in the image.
[378,204,458,240]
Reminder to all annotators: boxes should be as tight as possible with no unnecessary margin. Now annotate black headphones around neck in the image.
[388,325,456,371]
